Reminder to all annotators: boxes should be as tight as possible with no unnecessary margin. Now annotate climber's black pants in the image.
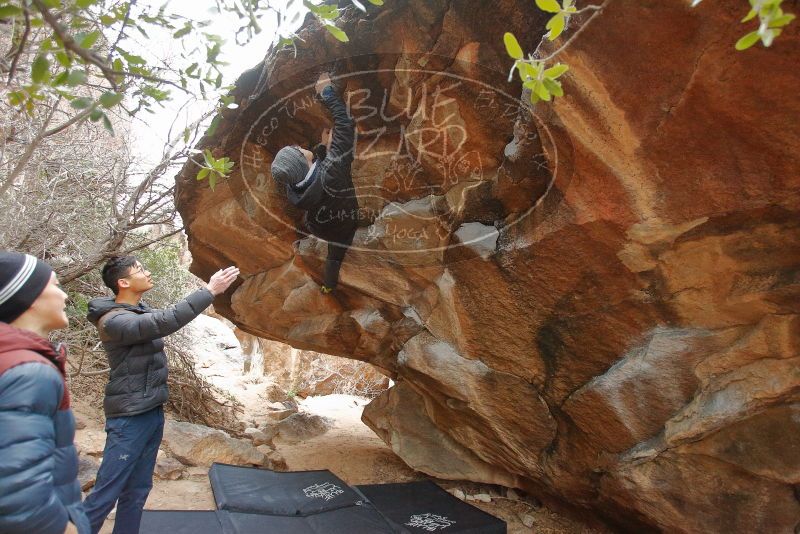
[323,226,356,289]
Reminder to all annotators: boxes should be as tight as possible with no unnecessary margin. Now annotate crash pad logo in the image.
[240,54,572,258]
[302,482,344,501]
[405,513,456,531]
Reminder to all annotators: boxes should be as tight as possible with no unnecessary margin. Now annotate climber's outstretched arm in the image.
[318,80,355,166]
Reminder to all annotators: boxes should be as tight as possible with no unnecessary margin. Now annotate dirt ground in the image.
[75,383,598,534]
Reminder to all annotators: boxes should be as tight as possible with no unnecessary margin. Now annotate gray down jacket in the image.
[86,288,213,418]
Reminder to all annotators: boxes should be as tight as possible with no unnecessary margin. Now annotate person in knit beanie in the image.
[271,145,312,187]
[0,251,90,534]
[271,72,359,294]
[0,251,53,323]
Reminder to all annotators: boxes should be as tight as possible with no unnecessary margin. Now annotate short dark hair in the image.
[102,256,138,295]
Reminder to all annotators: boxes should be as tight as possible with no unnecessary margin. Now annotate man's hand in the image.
[315,72,333,95]
[207,266,240,296]
[64,522,78,534]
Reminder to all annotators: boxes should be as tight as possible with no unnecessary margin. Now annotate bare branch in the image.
[42,106,95,138]
[0,96,61,196]
[108,0,135,60]
[118,226,184,255]
[6,9,31,84]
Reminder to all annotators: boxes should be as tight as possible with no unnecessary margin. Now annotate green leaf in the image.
[207,115,222,136]
[31,55,50,84]
[55,51,71,67]
[543,78,564,97]
[174,22,192,38]
[142,86,170,101]
[121,51,146,65]
[89,108,103,121]
[65,69,87,86]
[367,0,383,4]
[206,42,222,63]
[735,30,761,50]
[183,127,190,143]
[517,61,540,82]
[99,91,123,108]
[503,32,524,60]
[102,113,114,134]
[324,24,349,42]
[741,8,757,22]
[535,0,561,13]
[203,149,214,167]
[197,168,210,181]
[209,173,217,190]
[770,14,796,27]
[547,12,566,40]
[70,97,93,109]
[53,71,69,86]
[0,5,23,18]
[533,81,551,101]
[305,1,339,19]
[8,91,26,106]
[77,0,100,7]
[544,63,569,78]
[77,30,101,48]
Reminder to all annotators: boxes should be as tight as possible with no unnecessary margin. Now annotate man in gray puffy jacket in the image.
[82,256,238,534]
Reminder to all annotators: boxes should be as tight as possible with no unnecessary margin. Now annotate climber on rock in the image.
[270,72,358,294]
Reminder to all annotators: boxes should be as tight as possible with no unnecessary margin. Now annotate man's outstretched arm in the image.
[101,266,239,344]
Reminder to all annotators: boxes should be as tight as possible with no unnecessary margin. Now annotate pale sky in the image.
[127,0,307,170]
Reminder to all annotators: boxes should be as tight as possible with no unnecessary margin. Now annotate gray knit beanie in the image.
[271,146,309,186]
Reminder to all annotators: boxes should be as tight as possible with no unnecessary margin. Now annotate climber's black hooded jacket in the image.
[284,85,359,245]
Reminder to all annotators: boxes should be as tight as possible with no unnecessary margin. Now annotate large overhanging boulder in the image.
[175,0,800,531]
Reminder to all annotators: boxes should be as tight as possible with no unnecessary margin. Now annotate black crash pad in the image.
[209,462,364,516]
[217,505,395,533]
[139,511,223,534]
[355,480,507,533]
[139,508,396,534]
